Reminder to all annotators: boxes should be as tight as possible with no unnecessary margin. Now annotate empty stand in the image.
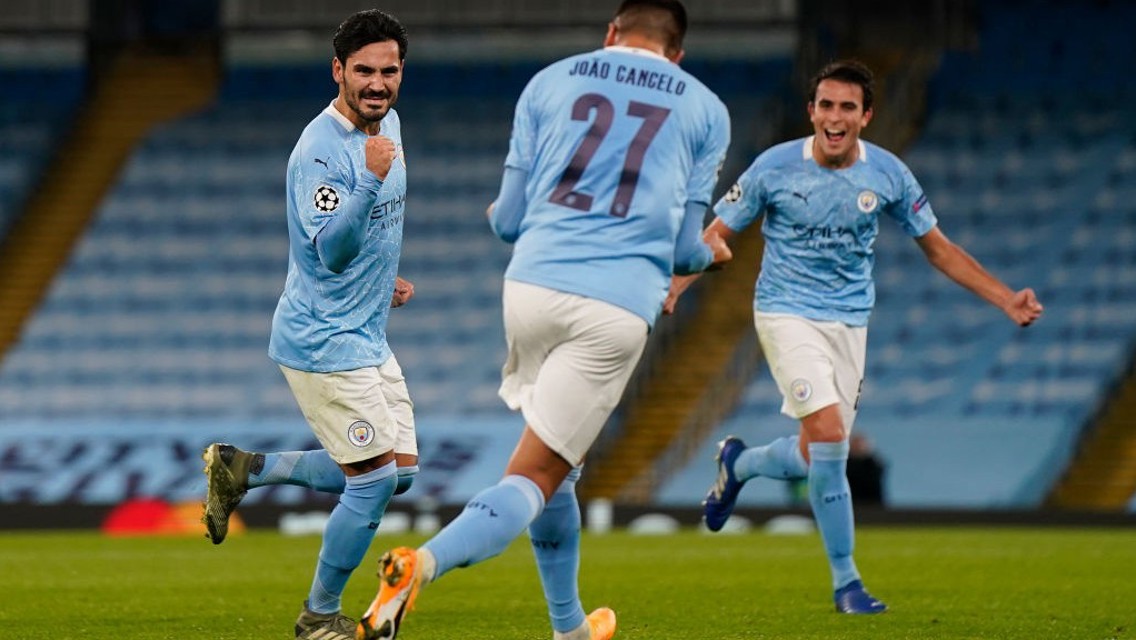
[0,66,85,238]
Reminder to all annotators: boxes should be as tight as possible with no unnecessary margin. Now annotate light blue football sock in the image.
[307,461,397,614]
[394,465,419,496]
[807,441,860,590]
[734,436,808,482]
[249,450,346,494]
[529,468,585,634]
[423,474,545,581]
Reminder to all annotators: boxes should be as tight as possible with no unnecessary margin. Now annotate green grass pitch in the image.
[2,526,1133,639]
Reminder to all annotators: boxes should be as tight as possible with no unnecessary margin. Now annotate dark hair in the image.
[333,9,408,64]
[614,0,687,54]
[809,60,874,112]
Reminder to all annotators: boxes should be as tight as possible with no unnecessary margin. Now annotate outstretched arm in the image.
[663,217,736,314]
[915,226,1043,326]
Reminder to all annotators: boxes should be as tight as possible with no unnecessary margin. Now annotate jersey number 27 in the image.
[550,93,671,218]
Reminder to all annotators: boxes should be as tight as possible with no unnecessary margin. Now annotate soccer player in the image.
[356,1,731,638]
[200,10,419,640]
[667,59,1044,614]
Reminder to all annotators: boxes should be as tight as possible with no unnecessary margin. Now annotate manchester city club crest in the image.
[857,190,878,213]
[348,420,375,447]
[790,378,813,403]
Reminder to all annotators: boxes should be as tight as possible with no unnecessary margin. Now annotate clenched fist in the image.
[391,276,414,308]
[365,135,397,180]
[1002,288,1043,327]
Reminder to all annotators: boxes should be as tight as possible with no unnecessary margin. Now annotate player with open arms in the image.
[200,10,420,640]
[356,2,730,638]
[668,60,1043,614]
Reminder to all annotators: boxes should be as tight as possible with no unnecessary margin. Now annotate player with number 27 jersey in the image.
[494,45,730,326]
[358,7,734,639]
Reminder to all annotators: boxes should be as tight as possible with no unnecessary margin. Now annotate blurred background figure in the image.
[846,432,886,507]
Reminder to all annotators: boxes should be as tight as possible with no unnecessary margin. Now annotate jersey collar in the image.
[802,135,868,165]
[324,99,357,132]
[603,45,668,61]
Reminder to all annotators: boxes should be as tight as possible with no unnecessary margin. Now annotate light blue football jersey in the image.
[269,102,407,372]
[501,46,730,326]
[715,136,937,326]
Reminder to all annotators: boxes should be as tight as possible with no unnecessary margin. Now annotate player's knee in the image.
[801,405,846,443]
[809,427,845,443]
[394,465,419,495]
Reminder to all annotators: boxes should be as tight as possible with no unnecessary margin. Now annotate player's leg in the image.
[203,366,369,545]
[798,405,859,589]
[359,283,641,640]
[203,364,406,544]
[424,427,564,579]
[794,322,885,614]
[508,289,641,640]
[421,282,645,582]
[751,312,834,484]
[394,455,418,495]
[206,354,420,505]
[703,313,813,531]
[529,466,613,640]
[799,406,882,613]
[380,355,420,495]
[528,467,583,635]
[280,366,401,637]
[253,448,347,491]
[298,452,397,640]
[203,445,347,545]
[357,427,555,640]
[703,431,808,531]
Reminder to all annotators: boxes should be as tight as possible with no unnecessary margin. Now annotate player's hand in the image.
[706,231,732,266]
[662,287,680,315]
[391,276,414,308]
[365,135,397,180]
[663,274,698,315]
[1002,287,1043,326]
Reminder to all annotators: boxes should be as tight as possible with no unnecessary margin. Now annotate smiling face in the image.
[332,39,402,134]
[808,78,873,169]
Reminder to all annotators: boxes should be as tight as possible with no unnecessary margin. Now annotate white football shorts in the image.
[499,280,649,466]
[754,311,867,434]
[279,356,417,465]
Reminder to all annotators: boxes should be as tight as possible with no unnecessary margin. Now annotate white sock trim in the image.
[500,474,547,517]
[417,547,438,584]
[552,620,590,640]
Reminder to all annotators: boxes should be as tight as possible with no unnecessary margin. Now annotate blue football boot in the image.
[834,580,888,614]
[702,436,747,532]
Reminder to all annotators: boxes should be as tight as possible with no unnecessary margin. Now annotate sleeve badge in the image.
[314,185,340,212]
